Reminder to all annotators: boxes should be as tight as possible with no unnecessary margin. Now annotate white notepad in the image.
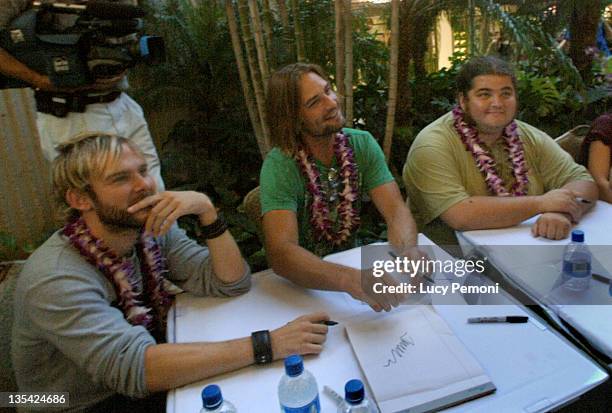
[345,306,495,413]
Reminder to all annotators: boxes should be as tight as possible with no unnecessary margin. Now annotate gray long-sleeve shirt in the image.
[12,225,251,412]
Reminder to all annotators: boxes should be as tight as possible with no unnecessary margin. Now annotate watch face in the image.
[252,330,272,364]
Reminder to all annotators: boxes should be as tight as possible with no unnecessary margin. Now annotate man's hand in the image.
[386,219,418,256]
[531,212,572,240]
[342,267,404,312]
[270,312,330,360]
[32,72,126,93]
[537,189,581,222]
[30,73,56,91]
[127,191,217,236]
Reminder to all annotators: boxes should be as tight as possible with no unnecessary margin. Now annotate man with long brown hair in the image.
[260,63,420,312]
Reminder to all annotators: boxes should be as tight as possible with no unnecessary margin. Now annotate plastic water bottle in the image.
[278,354,321,413]
[339,379,377,413]
[200,384,237,412]
[562,230,591,291]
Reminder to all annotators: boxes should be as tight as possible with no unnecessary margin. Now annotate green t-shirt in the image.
[260,128,394,256]
[403,111,593,243]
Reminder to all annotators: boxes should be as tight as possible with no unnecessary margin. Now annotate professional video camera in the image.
[0,0,165,89]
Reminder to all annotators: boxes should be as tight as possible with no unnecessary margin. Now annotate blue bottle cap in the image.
[202,384,223,410]
[345,379,365,404]
[571,230,584,243]
[284,354,304,377]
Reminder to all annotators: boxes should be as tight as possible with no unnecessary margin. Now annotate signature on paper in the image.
[383,332,415,368]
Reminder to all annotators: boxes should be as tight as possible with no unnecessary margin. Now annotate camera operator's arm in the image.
[0,0,52,88]
[0,47,54,90]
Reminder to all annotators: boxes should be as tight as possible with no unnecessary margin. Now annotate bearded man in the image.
[403,56,597,244]
[260,63,421,312]
[12,133,329,412]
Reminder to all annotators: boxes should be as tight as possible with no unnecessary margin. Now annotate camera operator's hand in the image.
[30,73,87,94]
[85,71,127,92]
[30,73,56,91]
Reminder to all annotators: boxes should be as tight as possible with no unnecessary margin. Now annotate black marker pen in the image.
[467,316,528,324]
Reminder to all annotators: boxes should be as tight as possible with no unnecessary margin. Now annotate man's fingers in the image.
[157,210,181,236]
[546,223,556,240]
[366,299,383,312]
[154,201,179,231]
[303,343,324,355]
[309,323,329,335]
[128,194,161,213]
[299,311,330,324]
[307,333,327,345]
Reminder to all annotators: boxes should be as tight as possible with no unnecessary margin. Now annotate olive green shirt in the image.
[403,111,593,242]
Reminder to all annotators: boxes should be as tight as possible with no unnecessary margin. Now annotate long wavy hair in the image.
[266,63,329,156]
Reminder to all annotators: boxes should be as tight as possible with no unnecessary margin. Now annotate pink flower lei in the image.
[295,132,360,245]
[452,106,529,196]
[62,217,172,337]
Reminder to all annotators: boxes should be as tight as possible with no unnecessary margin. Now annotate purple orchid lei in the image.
[62,217,172,334]
[295,132,360,245]
[452,106,529,196]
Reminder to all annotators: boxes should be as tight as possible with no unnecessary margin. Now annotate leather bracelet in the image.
[200,214,228,239]
[251,330,273,364]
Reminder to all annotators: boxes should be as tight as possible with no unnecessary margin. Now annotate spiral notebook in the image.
[345,306,496,413]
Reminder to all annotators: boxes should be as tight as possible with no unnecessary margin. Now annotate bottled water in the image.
[562,230,591,291]
[339,379,377,413]
[200,384,237,412]
[278,354,321,413]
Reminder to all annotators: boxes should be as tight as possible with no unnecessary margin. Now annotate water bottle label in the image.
[281,395,320,413]
[562,258,591,278]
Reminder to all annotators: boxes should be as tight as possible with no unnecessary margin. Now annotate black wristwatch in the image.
[251,330,273,364]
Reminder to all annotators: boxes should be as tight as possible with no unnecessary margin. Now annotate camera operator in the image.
[0,0,164,190]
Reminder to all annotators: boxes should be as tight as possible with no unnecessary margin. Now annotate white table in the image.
[457,201,612,362]
[166,236,607,413]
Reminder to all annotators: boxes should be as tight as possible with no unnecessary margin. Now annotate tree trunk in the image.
[480,11,489,56]
[290,0,306,62]
[343,0,353,127]
[248,0,270,88]
[568,0,600,83]
[237,0,271,155]
[412,11,433,80]
[275,0,293,61]
[467,0,476,55]
[225,0,266,157]
[383,0,399,163]
[396,1,415,126]
[395,0,436,126]
[261,0,275,67]
[334,0,346,112]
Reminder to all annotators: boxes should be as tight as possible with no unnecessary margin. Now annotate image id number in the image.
[1,392,69,407]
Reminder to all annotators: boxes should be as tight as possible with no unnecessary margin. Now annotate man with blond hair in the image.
[260,63,421,312]
[12,133,329,412]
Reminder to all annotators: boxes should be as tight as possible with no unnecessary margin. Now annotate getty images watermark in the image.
[370,254,495,295]
[357,245,502,303]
